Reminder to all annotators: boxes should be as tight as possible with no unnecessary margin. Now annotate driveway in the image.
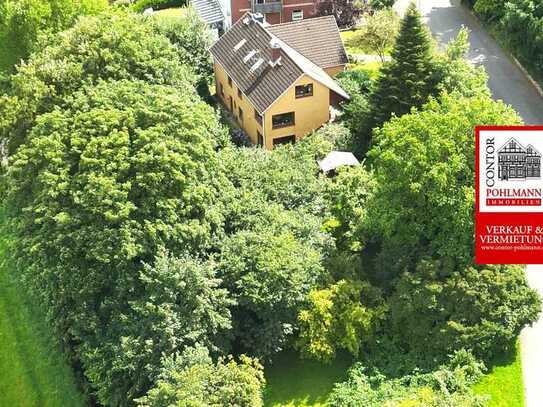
[394,0,543,124]
[392,1,543,406]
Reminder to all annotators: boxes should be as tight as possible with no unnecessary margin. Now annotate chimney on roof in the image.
[269,38,282,67]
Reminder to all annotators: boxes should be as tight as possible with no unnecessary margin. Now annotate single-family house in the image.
[209,13,349,150]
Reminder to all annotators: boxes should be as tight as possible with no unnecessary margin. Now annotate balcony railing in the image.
[254,0,282,14]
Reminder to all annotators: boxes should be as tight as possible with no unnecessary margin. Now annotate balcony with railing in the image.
[254,0,282,14]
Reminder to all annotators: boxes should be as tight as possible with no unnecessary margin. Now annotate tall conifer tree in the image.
[357,2,436,155]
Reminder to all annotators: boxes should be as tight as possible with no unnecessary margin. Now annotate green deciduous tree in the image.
[352,8,400,62]
[150,8,214,99]
[5,79,228,405]
[433,28,490,98]
[388,261,541,364]
[0,0,108,72]
[323,166,375,253]
[82,250,235,404]
[297,279,387,363]
[218,228,326,358]
[366,94,521,278]
[138,346,265,407]
[0,11,199,153]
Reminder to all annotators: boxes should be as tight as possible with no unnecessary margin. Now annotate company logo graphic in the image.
[476,126,543,264]
[497,138,541,181]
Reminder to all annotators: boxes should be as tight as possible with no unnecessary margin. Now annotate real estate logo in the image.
[483,137,542,208]
[476,126,543,264]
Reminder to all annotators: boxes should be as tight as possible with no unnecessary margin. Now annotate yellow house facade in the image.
[215,62,334,150]
[210,13,349,150]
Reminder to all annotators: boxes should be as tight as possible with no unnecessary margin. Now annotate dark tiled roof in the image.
[210,15,305,113]
[268,16,348,69]
[209,13,349,114]
[191,0,224,24]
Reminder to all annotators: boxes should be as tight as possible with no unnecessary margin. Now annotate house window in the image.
[295,84,313,98]
[220,83,224,97]
[238,88,242,99]
[254,109,263,125]
[228,76,232,87]
[292,9,303,21]
[257,131,264,147]
[272,112,295,129]
[239,107,243,122]
[256,0,264,4]
[273,135,296,147]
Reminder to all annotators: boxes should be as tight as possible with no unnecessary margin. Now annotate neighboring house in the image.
[234,0,320,26]
[498,138,542,180]
[209,12,349,150]
[191,0,228,33]
[197,0,321,28]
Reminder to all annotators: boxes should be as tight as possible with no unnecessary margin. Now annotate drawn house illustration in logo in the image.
[498,138,541,180]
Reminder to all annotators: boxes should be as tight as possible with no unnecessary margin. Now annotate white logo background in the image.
[478,129,543,213]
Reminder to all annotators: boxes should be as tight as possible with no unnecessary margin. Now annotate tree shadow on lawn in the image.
[264,350,353,407]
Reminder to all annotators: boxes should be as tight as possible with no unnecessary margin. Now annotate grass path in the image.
[473,342,525,407]
[0,215,86,407]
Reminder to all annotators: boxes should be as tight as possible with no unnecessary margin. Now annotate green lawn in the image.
[473,342,525,407]
[0,213,86,407]
[153,7,188,19]
[264,350,353,407]
[347,60,383,80]
[340,29,372,56]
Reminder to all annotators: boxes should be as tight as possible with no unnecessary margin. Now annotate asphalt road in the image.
[394,0,543,124]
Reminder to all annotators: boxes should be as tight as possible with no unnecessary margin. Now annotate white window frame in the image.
[292,9,303,21]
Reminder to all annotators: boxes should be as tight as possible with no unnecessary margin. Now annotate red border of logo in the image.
[475,125,543,264]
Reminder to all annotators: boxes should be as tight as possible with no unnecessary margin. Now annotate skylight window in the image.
[243,50,257,63]
[234,39,247,51]
[250,58,265,73]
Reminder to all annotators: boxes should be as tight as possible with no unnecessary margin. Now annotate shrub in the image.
[296,279,387,362]
[137,346,265,407]
[132,0,186,12]
[328,350,488,407]
[388,261,541,365]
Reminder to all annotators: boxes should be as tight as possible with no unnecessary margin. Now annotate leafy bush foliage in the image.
[83,250,235,403]
[219,228,326,358]
[138,346,265,406]
[0,0,108,72]
[328,350,488,406]
[150,8,214,98]
[297,279,387,362]
[389,261,541,365]
[132,0,186,12]
[467,0,543,77]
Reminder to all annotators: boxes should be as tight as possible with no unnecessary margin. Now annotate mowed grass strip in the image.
[264,350,352,407]
[0,214,86,407]
[473,342,525,407]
